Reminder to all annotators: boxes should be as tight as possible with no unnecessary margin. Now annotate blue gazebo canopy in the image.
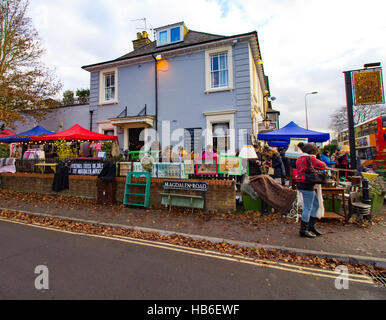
[0,126,54,143]
[258,121,330,143]
[268,140,290,147]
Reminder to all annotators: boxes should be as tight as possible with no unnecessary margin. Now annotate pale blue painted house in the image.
[13,22,271,155]
[81,22,271,154]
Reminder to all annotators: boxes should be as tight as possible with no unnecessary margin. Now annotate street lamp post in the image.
[304,91,318,130]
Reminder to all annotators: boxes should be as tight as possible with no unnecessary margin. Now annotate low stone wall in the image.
[0,173,236,212]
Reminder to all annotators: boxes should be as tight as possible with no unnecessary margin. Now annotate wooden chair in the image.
[348,191,372,223]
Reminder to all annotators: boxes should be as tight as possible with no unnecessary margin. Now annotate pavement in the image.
[0,189,385,268]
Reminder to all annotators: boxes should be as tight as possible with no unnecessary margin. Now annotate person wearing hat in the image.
[296,142,327,238]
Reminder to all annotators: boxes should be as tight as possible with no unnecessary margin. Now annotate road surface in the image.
[0,217,384,300]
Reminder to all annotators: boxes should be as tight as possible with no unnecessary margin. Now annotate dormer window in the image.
[159,30,168,45]
[156,22,186,46]
[170,27,181,42]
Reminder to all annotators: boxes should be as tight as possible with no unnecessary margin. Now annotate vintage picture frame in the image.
[195,157,218,175]
[218,155,242,175]
[184,160,195,175]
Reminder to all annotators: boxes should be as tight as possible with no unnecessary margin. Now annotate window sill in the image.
[98,101,118,106]
[205,87,234,94]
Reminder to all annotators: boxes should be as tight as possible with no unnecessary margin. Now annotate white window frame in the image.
[97,121,117,136]
[204,110,236,155]
[158,30,168,45]
[156,26,183,47]
[205,46,234,93]
[212,122,231,153]
[99,67,118,105]
[104,73,115,102]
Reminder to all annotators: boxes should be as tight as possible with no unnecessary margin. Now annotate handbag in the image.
[315,184,325,219]
[268,159,274,175]
[305,157,327,184]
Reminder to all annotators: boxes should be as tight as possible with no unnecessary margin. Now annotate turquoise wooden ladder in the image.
[123,171,151,208]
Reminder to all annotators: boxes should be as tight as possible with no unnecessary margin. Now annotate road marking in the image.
[0,216,375,285]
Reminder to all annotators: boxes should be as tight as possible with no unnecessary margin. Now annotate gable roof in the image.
[82,30,256,70]
[118,30,225,60]
[81,27,270,95]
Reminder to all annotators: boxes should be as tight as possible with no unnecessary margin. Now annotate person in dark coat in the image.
[98,161,116,182]
[52,160,70,192]
[280,148,291,184]
[270,151,286,186]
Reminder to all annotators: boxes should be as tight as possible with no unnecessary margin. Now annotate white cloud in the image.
[27,0,386,132]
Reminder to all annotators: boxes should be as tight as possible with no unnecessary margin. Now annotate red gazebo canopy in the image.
[0,129,15,138]
[31,124,118,141]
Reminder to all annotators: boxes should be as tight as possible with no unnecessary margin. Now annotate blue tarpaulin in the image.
[0,126,54,143]
[258,121,330,143]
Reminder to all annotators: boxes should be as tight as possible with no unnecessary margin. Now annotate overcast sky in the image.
[28,0,386,133]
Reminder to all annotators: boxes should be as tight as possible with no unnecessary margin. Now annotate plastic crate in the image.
[242,194,272,212]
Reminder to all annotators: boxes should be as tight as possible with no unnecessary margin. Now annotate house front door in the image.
[128,127,145,151]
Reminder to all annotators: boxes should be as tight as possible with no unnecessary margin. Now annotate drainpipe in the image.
[89,110,94,131]
[152,55,158,132]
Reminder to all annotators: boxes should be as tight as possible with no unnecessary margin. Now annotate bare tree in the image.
[329,104,386,131]
[0,0,62,128]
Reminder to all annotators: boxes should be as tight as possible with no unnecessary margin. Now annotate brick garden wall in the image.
[0,173,236,212]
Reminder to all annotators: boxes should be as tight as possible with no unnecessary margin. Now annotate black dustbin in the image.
[97,161,117,205]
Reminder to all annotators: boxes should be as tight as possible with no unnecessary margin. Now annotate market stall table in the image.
[34,163,58,174]
[321,187,347,222]
[329,168,358,182]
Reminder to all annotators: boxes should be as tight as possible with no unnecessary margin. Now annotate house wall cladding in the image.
[10,40,256,151]
[234,41,252,136]
[0,173,236,212]
[88,41,253,150]
[12,104,91,135]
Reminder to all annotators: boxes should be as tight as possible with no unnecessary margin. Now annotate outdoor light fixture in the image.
[263,116,271,129]
[239,145,257,159]
[304,91,318,130]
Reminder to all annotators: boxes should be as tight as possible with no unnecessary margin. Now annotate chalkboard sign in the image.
[70,162,104,175]
[162,180,209,192]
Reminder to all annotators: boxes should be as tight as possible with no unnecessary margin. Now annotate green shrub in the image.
[0,143,10,158]
[102,141,113,158]
[54,139,78,159]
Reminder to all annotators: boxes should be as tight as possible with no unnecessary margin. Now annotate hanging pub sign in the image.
[352,68,384,105]
[70,162,104,175]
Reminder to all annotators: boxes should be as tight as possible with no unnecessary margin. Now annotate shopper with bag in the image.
[296,142,327,238]
[270,151,286,186]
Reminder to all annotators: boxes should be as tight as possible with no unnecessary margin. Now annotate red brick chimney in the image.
[132,31,151,50]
